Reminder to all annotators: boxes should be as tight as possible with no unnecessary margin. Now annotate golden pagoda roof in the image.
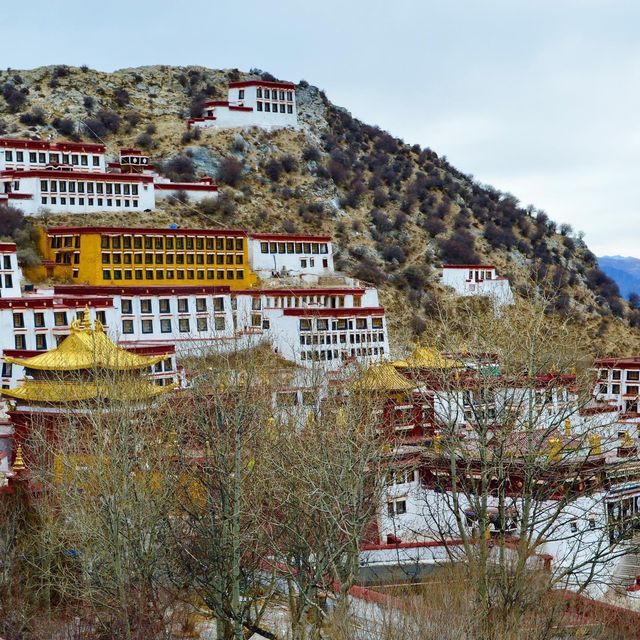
[1,379,171,403]
[3,308,169,371]
[393,346,463,370]
[352,363,415,393]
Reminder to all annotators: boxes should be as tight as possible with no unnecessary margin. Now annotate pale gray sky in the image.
[4,0,639,256]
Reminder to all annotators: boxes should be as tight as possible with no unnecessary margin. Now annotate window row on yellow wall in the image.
[100,252,245,265]
[101,268,246,281]
[98,236,245,251]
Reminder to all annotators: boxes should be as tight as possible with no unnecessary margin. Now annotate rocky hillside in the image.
[1,64,639,355]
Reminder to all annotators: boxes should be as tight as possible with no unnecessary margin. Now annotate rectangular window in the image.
[122,319,134,334]
[14,334,26,350]
[179,318,190,333]
[196,317,208,332]
[13,313,24,328]
[300,319,311,331]
[177,298,188,313]
[140,299,152,314]
[54,311,67,326]
[121,299,133,314]
[159,299,170,313]
[35,334,47,350]
[196,298,207,312]
[141,319,153,334]
[160,318,172,333]
[34,312,45,328]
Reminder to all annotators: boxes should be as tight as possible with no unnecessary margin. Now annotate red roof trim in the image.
[0,138,105,153]
[595,358,640,369]
[2,169,153,183]
[0,243,17,252]
[443,264,496,270]
[360,538,464,551]
[7,193,33,199]
[154,182,218,192]
[46,226,247,237]
[53,284,232,296]
[250,233,332,242]
[0,296,114,310]
[283,306,385,318]
[229,80,295,89]
[241,288,366,296]
[3,344,174,358]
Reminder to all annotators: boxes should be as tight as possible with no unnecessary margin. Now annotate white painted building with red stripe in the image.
[188,80,298,130]
[0,139,218,215]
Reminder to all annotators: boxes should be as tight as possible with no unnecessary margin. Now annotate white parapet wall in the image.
[441,264,514,306]
[189,80,298,131]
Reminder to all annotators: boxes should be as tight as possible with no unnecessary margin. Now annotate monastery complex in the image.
[4,78,640,611]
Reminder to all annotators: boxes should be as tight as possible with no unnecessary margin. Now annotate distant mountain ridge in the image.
[599,256,640,299]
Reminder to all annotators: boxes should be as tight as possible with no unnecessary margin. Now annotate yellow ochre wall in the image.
[26,227,258,289]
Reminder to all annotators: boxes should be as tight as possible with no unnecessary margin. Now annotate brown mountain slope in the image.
[1,64,639,356]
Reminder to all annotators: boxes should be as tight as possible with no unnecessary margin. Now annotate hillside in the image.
[1,64,639,355]
[599,256,640,301]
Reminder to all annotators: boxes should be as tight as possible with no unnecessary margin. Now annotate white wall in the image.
[442,266,514,306]
[0,146,106,172]
[248,237,334,277]
[0,247,22,297]
[8,176,155,215]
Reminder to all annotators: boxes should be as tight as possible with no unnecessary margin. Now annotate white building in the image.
[0,243,21,298]
[248,233,334,278]
[441,264,514,306]
[0,227,390,388]
[0,139,218,215]
[189,80,298,130]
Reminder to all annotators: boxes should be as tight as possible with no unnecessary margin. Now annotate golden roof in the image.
[352,363,415,393]
[1,379,171,403]
[393,346,463,370]
[3,307,170,371]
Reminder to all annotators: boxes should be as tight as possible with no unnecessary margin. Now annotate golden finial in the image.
[564,418,571,437]
[12,444,25,472]
[82,305,91,330]
[621,431,635,448]
[548,437,562,462]
[588,434,602,456]
[433,432,442,455]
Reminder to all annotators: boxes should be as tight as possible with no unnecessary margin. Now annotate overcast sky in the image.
[4,0,639,257]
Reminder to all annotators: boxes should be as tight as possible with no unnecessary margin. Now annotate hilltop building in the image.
[441,264,514,306]
[0,139,218,215]
[188,80,298,130]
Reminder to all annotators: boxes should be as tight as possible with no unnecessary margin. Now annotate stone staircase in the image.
[609,539,640,594]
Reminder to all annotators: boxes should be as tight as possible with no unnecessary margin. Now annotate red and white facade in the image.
[0,139,218,215]
[188,80,298,130]
[0,229,389,389]
[248,233,334,278]
[0,243,21,298]
[441,264,514,306]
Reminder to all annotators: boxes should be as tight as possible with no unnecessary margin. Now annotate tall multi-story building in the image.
[0,226,389,388]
